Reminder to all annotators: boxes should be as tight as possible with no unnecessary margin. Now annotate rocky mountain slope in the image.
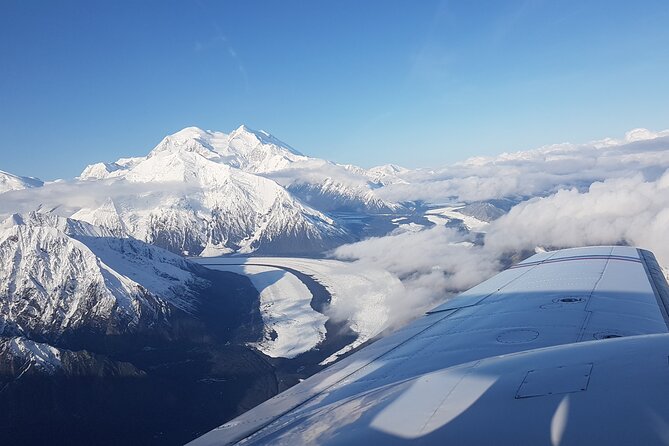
[0,212,287,445]
[0,212,207,340]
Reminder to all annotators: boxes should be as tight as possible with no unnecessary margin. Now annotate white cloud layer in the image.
[487,171,669,267]
[378,128,669,203]
[0,179,198,220]
[333,226,501,328]
[333,128,669,328]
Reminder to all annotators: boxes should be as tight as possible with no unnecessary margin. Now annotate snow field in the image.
[203,264,327,359]
[197,257,403,363]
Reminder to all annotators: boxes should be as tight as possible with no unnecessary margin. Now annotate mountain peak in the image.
[0,170,44,194]
[229,124,269,143]
[170,126,209,140]
[228,125,303,156]
[231,123,261,135]
[148,127,219,160]
[232,123,251,133]
[80,125,307,180]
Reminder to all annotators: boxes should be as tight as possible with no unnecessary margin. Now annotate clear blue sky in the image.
[2,0,669,180]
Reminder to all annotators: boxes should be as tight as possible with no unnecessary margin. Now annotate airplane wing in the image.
[189,246,669,445]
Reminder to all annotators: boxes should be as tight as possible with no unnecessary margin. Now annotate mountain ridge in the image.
[0,170,44,194]
[0,212,208,340]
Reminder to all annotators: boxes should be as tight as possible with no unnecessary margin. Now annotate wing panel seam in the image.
[638,249,669,330]
[576,247,612,342]
[428,251,559,314]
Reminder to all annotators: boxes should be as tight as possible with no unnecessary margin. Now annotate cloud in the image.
[332,128,669,330]
[332,169,669,331]
[486,170,669,267]
[0,179,198,220]
[332,226,502,329]
[378,129,669,203]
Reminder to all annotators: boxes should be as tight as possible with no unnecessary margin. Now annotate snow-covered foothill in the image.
[366,164,410,185]
[0,212,206,339]
[1,336,63,373]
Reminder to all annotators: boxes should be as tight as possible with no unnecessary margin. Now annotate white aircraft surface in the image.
[189,246,669,445]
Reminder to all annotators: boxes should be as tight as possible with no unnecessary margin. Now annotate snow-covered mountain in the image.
[80,125,401,217]
[266,158,404,214]
[74,127,352,256]
[286,178,399,214]
[0,170,43,194]
[79,125,308,180]
[0,212,207,340]
[0,336,144,377]
[457,200,511,222]
[0,336,64,374]
[366,164,410,185]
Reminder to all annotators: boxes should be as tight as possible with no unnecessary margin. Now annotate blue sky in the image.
[2,0,669,180]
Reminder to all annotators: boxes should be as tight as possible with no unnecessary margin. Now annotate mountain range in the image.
[0,212,206,340]
[0,124,503,445]
[0,210,285,444]
[2,125,411,256]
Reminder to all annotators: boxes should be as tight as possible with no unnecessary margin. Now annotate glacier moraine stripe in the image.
[199,263,332,311]
[509,254,642,269]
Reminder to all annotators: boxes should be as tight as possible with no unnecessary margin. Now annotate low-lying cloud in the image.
[378,129,669,203]
[333,226,502,328]
[0,179,199,220]
[488,170,669,267]
[332,129,669,329]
